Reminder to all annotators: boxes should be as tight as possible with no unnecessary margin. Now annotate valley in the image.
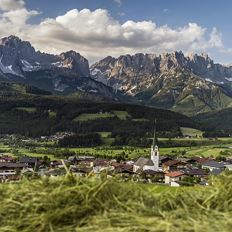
[1,0,232,231]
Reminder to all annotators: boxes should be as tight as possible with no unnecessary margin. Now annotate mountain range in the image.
[0,36,115,99]
[91,53,232,115]
[1,35,232,116]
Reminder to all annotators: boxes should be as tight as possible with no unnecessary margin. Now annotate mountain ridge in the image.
[91,52,232,115]
[0,35,119,99]
[1,35,232,116]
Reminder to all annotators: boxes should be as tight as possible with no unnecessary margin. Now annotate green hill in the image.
[0,93,198,139]
[194,107,232,133]
[0,81,199,139]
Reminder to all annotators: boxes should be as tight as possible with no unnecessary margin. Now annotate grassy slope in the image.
[73,113,115,122]
[0,173,231,232]
[180,127,203,137]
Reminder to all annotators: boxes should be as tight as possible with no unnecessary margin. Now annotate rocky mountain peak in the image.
[0,35,35,52]
[0,35,90,77]
[58,50,90,77]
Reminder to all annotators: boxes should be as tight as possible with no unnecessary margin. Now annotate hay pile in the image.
[0,173,231,232]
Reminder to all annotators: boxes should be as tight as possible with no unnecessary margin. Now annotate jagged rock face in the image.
[91,52,232,88]
[0,36,114,97]
[58,51,90,77]
[0,36,90,77]
[91,52,232,115]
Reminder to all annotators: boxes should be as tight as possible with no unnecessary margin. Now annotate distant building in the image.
[0,163,27,181]
[202,160,225,172]
[19,157,38,169]
[162,160,186,172]
[165,171,185,185]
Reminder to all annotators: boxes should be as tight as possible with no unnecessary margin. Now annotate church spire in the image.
[152,119,157,148]
[151,119,159,171]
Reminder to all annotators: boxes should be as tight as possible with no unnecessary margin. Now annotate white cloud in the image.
[209,27,223,48]
[3,8,39,26]
[163,9,169,13]
[0,5,224,62]
[118,12,125,17]
[0,0,25,11]
[114,0,122,6]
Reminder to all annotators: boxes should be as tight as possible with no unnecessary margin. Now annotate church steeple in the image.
[151,119,159,171]
[152,119,157,149]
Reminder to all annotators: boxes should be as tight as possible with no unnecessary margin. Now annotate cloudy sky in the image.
[0,0,231,63]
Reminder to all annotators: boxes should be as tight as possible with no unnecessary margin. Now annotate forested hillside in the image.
[0,82,197,139]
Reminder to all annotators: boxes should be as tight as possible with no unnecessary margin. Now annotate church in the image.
[133,122,160,173]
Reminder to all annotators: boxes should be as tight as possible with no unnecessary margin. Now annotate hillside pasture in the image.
[73,112,115,122]
[16,107,37,113]
[181,127,203,137]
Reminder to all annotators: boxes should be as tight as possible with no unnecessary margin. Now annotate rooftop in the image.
[165,171,184,178]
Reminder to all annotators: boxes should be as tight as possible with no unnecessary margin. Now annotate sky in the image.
[0,0,232,63]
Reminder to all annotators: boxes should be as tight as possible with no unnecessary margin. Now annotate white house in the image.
[165,171,185,185]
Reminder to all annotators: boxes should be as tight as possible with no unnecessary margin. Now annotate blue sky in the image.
[0,0,232,63]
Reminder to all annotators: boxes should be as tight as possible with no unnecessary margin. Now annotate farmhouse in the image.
[0,163,27,181]
[162,160,186,172]
[202,160,225,172]
[0,155,16,163]
[183,168,208,180]
[19,157,38,169]
[165,171,185,185]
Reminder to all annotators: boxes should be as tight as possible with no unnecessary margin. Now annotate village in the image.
[1,127,232,186]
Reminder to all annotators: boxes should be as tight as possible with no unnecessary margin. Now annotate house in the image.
[192,157,213,166]
[224,163,232,171]
[114,164,133,174]
[78,160,92,167]
[159,156,173,166]
[133,157,155,173]
[201,160,225,172]
[50,160,65,168]
[68,156,95,164]
[45,169,66,177]
[178,158,197,165]
[162,160,186,172]
[0,163,27,181]
[71,167,93,176]
[19,157,39,169]
[165,171,185,185]
[92,159,109,167]
[92,159,111,173]
[0,155,16,163]
[183,168,208,181]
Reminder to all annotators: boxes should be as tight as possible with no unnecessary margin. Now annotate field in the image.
[48,110,56,118]
[180,127,203,137]
[73,110,132,122]
[73,112,115,122]
[1,136,232,160]
[112,110,131,120]
[16,107,37,113]
[0,173,231,231]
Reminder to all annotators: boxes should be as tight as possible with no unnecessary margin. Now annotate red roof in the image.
[192,157,213,164]
[162,160,183,167]
[165,171,184,178]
